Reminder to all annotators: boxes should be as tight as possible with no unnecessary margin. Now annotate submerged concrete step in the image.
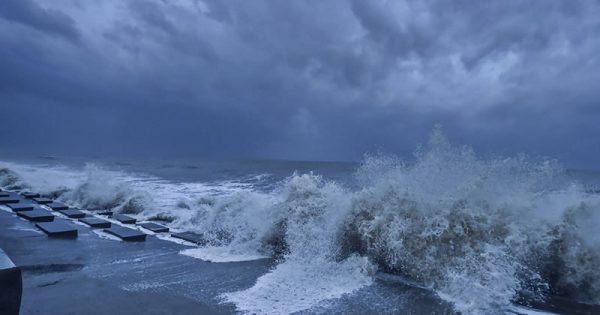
[104,226,146,242]
[16,209,54,222]
[46,202,69,211]
[35,221,78,238]
[112,214,136,224]
[171,232,207,245]
[32,197,53,204]
[6,203,35,212]
[58,209,86,219]
[0,248,22,315]
[140,223,169,233]
[79,217,111,228]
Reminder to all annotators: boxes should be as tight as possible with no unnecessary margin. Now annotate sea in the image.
[1,131,600,315]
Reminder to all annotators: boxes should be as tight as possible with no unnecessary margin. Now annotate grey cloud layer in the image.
[1,0,599,167]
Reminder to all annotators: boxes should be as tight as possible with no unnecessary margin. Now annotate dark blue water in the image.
[2,143,600,314]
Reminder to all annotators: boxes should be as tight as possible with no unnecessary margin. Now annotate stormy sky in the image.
[1,0,600,168]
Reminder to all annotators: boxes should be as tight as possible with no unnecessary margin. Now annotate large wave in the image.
[2,129,599,314]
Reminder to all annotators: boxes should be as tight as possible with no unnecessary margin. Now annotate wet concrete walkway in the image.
[0,206,274,315]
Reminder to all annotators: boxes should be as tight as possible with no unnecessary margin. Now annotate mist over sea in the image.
[2,131,600,314]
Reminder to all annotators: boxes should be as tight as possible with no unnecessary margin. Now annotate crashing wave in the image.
[1,129,599,314]
[0,167,30,191]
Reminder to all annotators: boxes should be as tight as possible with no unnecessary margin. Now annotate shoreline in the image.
[0,205,275,315]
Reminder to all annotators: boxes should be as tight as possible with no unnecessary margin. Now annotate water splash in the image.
[2,129,600,314]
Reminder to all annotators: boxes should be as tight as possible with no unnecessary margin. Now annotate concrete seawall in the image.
[0,248,22,315]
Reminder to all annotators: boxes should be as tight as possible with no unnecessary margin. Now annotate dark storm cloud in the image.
[1,0,600,168]
[0,0,79,42]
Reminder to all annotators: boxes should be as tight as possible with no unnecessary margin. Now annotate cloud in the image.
[0,0,80,42]
[1,0,600,168]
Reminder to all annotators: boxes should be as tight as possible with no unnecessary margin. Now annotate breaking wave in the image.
[2,128,600,314]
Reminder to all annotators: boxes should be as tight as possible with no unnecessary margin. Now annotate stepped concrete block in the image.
[58,209,86,219]
[140,223,169,233]
[171,232,207,245]
[17,210,54,222]
[104,226,146,242]
[35,221,78,238]
[32,197,53,204]
[6,203,35,212]
[0,197,19,204]
[79,217,111,228]
[21,192,40,199]
[112,214,136,224]
[47,202,69,211]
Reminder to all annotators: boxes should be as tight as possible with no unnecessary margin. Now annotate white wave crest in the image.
[2,129,600,314]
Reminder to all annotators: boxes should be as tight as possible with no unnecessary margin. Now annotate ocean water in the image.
[2,130,600,315]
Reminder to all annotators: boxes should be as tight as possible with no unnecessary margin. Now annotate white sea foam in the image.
[223,257,373,315]
[92,229,122,241]
[2,128,600,314]
[180,246,268,263]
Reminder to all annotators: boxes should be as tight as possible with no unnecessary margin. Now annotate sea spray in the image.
[63,164,153,213]
[223,173,375,314]
[2,130,600,314]
[336,130,600,313]
[0,167,29,190]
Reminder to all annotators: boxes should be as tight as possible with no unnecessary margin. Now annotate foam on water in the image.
[223,257,373,315]
[180,246,269,263]
[92,229,123,241]
[509,306,559,315]
[2,128,600,314]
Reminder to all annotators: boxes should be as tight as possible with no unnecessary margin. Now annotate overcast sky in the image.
[1,0,600,168]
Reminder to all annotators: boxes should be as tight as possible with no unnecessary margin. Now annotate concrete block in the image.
[0,248,22,315]
[21,192,40,199]
[103,226,146,242]
[6,203,35,212]
[58,209,86,218]
[96,210,113,216]
[35,221,78,238]
[47,202,69,211]
[0,197,19,204]
[140,223,169,233]
[16,209,54,222]
[112,214,136,224]
[79,217,111,228]
[32,197,53,204]
[171,232,207,245]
